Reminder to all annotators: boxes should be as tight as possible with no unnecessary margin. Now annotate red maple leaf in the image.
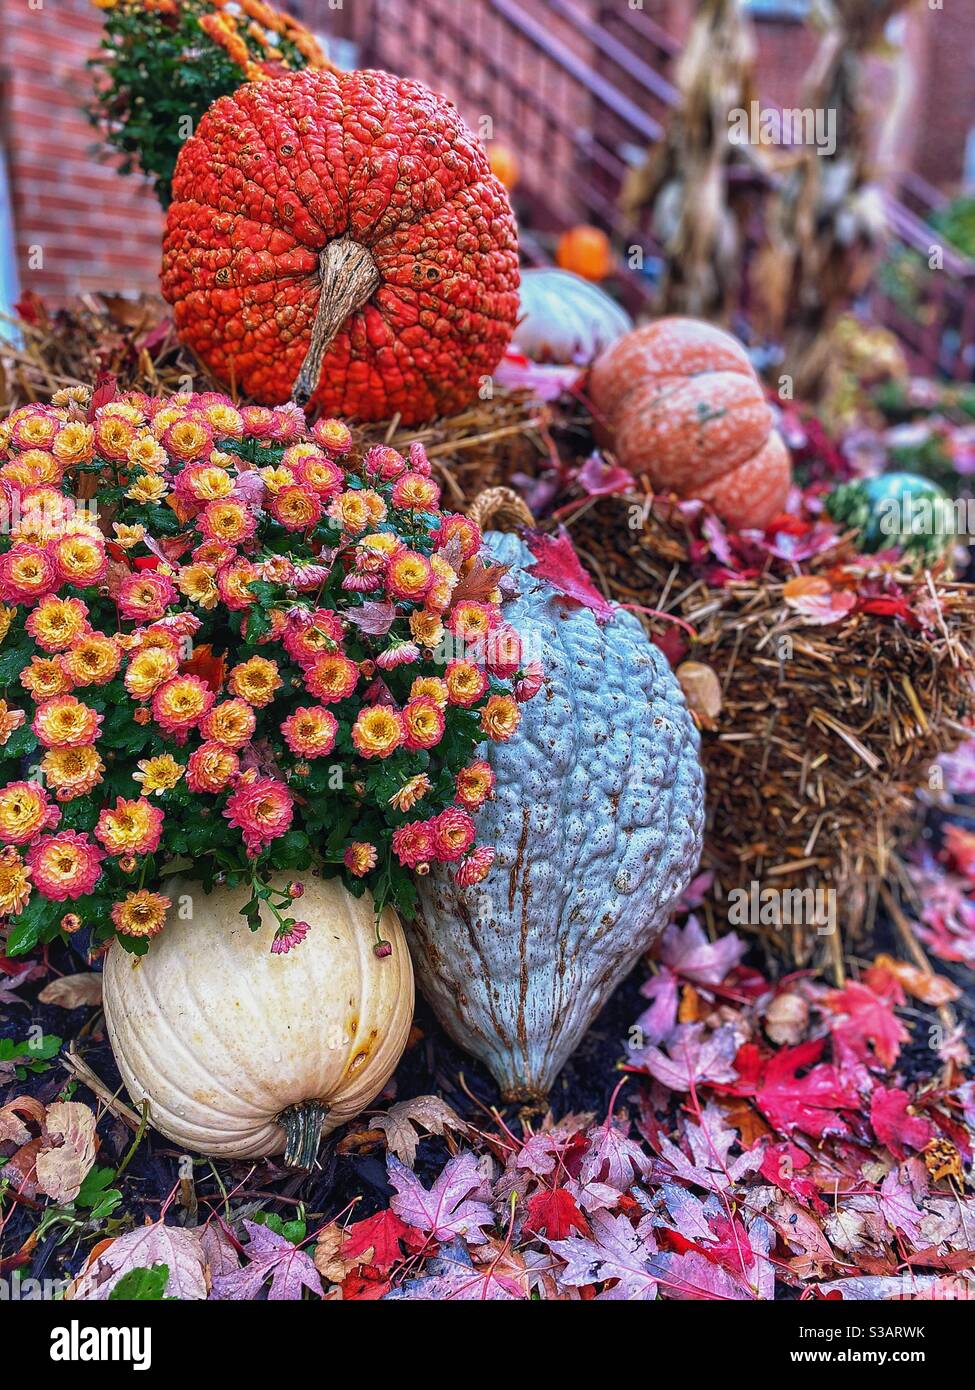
[523,1187,588,1241]
[340,1270,392,1300]
[342,1209,416,1273]
[720,1039,860,1139]
[525,528,615,623]
[180,643,227,694]
[87,371,118,421]
[870,1087,935,1159]
[826,981,909,1070]
[857,595,922,629]
[758,1140,828,1214]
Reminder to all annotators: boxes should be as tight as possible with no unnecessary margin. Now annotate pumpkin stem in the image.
[278,1100,330,1168]
[292,237,380,407]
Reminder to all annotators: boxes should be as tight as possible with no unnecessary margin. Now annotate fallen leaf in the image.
[524,528,615,623]
[342,1208,416,1273]
[211,1220,322,1301]
[826,981,910,1070]
[35,1102,97,1204]
[70,1222,207,1300]
[783,574,856,625]
[38,974,103,1009]
[523,1187,588,1240]
[868,954,960,1007]
[870,1087,935,1159]
[722,1039,860,1140]
[388,1152,494,1245]
[551,1211,658,1301]
[371,1095,468,1167]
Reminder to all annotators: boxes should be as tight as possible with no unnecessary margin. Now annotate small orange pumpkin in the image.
[487,142,520,191]
[589,317,791,529]
[556,225,613,281]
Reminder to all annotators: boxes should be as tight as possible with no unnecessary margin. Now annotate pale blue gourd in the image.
[410,532,705,1100]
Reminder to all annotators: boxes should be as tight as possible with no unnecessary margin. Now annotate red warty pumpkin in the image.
[589,317,791,529]
[161,69,520,425]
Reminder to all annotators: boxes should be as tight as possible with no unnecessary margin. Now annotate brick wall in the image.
[1,0,973,310]
[0,0,163,305]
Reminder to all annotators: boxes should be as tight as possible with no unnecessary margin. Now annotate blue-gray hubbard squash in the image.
[409,532,705,1100]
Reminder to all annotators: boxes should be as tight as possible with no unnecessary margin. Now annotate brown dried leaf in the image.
[372,1096,469,1167]
[38,973,103,1009]
[35,1101,97,1204]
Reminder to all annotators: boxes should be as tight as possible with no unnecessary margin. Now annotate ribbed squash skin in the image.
[590,317,791,529]
[410,534,705,1099]
[103,874,413,1158]
[512,269,632,364]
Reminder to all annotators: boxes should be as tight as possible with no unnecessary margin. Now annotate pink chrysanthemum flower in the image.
[186,742,239,793]
[197,500,258,545]
[27,830,104,901]
[270,485,323,532]
[402,696,446,751]
[95,797,164,857]
[162,417,213,462]
[431,807,477,863]
[117,571,176,623]
[304,652,359,704]
[0,781,61,845]
[281,706,338,759]
[26,596,89,652]
[342,571,381,592]
[271,919,310,954]
[224,776,294,856]
[239,405,276,438]
[391,473,440,511]
[0,543,57,603]
[375,640,420,671]
[363,444,406,481]
[32,695,102,749]
[312,418,353,454]
[454,845,496,887]
[432,513,482,560]
[200,698,257,750]
[294,456,344,498]
[151,675,215,739]
[515,661,545,702]
[391,819,435,870]
[455,759,496,810]
[386,551,434,602]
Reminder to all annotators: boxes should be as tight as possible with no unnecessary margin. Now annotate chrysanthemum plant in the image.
[0,389,542,958]
[88,0,332,207]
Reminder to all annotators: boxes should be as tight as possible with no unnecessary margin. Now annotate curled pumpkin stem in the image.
[278,1099,330,1168]
[292,237,381,407]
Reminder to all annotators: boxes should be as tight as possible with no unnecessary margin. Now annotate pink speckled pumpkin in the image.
[589,317,791,529]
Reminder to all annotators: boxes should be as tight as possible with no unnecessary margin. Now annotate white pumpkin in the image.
[102,874,414,1165]
[512,268,633,364]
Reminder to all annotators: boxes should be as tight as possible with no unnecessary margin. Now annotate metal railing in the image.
[355,0,974,380]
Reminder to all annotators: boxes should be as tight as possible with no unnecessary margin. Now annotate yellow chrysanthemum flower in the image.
[133,754,185,795]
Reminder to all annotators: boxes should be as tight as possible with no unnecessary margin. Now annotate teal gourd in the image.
[408,532,705,1100]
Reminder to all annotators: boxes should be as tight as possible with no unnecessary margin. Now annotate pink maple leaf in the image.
[210,1221,322,1301]
[387,1152,494,1244]
[550,1210,658,1301]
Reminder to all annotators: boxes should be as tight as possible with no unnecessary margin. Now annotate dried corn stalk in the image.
[621,0,758,320]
